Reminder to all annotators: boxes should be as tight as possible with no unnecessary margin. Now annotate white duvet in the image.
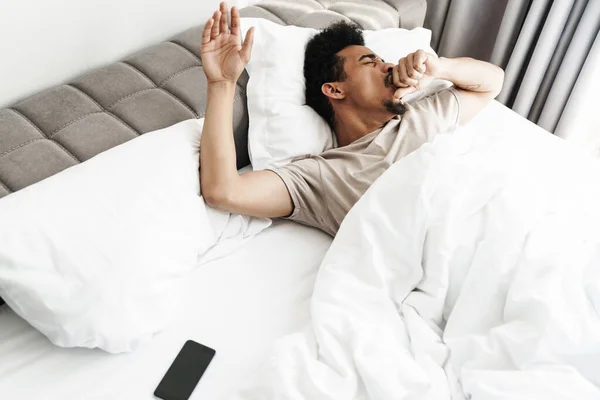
[231,102,600,399]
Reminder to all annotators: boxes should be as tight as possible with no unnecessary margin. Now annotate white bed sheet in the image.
[0,220,332,400]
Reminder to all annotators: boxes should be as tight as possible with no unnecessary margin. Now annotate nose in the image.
[382,63,395,75]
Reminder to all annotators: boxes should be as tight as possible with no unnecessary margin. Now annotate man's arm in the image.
[436,57,505,125]
[199,2,292,218]
[393,50,505,125]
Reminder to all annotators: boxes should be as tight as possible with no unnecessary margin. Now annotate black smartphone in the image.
[154,340,216,400]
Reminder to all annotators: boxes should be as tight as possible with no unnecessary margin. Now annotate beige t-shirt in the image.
[271,87,461,237]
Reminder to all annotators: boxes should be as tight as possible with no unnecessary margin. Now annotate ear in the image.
[321,82,346,100]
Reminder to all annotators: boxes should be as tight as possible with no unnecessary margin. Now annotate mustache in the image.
[384,73,393,88]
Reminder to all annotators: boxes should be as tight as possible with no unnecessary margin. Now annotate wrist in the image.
[207,80,237,91]
[207,81,237,99]
[435,57,454,81]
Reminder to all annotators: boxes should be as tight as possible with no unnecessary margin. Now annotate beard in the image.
[383,99,407,115]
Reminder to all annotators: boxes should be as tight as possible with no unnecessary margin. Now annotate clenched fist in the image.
[389,50,442,97]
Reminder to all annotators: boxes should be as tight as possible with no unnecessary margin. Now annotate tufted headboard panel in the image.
[0,0,426,201]
[0,40,249,198]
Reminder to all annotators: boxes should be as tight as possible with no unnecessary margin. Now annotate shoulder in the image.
[406,87,460,113]
[402,86,461,128]
[270,156,323,187]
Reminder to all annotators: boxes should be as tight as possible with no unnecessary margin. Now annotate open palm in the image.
[201,2,255,84]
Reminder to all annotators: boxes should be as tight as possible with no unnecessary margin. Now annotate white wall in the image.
[0,0,248,108]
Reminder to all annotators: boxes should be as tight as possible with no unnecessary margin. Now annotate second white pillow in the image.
[241,18,449,170]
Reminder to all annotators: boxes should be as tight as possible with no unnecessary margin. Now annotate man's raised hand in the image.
[201,2,255,85]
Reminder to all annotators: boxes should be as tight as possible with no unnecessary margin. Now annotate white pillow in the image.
[241,18,452,170]
[0,119,217,353]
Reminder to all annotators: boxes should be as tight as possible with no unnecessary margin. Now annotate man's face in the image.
[334,45,405,115]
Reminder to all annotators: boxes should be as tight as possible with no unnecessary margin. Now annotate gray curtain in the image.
[425,0,600,145]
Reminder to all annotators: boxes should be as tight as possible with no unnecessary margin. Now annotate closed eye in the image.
[359,54,385,66]
[364,58,384,67]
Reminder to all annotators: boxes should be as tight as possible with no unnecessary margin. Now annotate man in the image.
[200,2,505,237]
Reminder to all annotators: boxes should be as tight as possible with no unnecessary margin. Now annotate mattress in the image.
[0,220,332,400]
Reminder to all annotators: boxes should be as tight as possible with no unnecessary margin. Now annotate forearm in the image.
[437,57,504,96]
[200,81,239,196]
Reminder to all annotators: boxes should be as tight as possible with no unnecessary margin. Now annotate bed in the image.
[0,0,427,398]
[4,0,599,398]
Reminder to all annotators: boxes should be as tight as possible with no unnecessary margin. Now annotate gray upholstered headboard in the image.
[0,0,425,305]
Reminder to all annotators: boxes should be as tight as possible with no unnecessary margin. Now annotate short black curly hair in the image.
[304,21,365,129]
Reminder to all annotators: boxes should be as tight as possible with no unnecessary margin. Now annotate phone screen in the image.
[154,340,216,400]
